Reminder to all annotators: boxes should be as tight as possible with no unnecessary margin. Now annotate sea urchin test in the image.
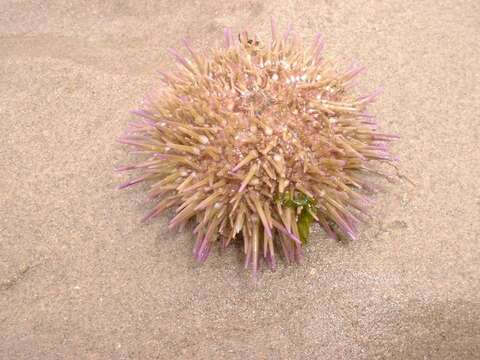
[117,22,398,273]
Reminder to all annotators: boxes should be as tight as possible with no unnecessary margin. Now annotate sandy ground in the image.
[1,1,479,359]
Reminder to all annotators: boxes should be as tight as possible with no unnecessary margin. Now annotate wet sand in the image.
[1,1,479,359]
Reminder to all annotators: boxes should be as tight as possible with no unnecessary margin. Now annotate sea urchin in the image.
[117,22,398,273]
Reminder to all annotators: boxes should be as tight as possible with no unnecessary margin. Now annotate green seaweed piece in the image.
[275,192,317,244]
[275,192,316,208]
[298,207,314,244]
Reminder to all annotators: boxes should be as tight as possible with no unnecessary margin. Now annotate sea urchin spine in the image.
[117,22,398,273]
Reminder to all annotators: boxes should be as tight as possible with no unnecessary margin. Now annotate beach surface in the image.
[1,1,479,358]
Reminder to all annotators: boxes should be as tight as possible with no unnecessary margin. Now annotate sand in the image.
[1,1,479,359]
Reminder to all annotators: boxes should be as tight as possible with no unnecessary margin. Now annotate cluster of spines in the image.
[117,20,398,274]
